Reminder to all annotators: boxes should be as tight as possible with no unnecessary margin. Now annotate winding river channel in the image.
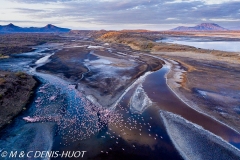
[0,42,240,160]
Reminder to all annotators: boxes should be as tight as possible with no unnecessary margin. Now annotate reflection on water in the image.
[0,43,240,159]
[142,66,240,147]
[52,76,183,160]
[158,37,240,52]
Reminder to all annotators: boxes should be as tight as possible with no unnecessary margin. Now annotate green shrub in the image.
[0,78,6,84]
[15,72,27,79]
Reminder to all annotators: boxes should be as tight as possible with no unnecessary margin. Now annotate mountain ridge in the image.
[0,23,71,33]
[171,23,228,31]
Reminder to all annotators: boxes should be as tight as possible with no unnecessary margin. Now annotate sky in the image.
[0,0,240,30]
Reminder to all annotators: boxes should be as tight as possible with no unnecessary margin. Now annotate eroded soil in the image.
[37,40,164,107]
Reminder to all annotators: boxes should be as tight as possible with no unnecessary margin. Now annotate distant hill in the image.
[171,23,228,31]
[0,23,71,33]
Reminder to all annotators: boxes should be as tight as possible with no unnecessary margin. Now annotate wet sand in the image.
[52,75,183,160]
[26,39,240,159]
[142,66,240,146]
[161,111,240,160]
[152,51,240,134]
[60,62,240,160]
[37,40,164,108]
[1,32,240,160]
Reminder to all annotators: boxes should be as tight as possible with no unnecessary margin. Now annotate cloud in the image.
[10,0,70,3]
[210,18,240,22]
[5,0,240,29]
[166,18,179,21]
[166,0,240,5]
[0,20,34,23]
[14,8,46,13]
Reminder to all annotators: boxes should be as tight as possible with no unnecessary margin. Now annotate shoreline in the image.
[165,58,240,134]
[132,51,240,141]
[161,110,240,160]
[0,71,38,130]
[109,71,153,110]
[154,52,240,133]
[1,32,240,159]
[36,40,164,108]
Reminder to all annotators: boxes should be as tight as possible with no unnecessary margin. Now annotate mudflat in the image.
[94,30,240,132]
[0,31,240,160]
[0,33,64,57]
[37,39,164,107]
[154,51,240,133]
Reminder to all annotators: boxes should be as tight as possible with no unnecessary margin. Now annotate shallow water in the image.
[158,37,240,52]
[0,44,239,160]
[142,66,240,148]
[0,48,59,159]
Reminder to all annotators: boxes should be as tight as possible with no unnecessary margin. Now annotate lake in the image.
[158,37,240,52]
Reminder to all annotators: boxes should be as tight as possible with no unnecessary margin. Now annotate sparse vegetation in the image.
[96,30,240,61]
[0,78,6,85]
[0,33,65,56]
[0,53,9,59]
[98,31,157,51]
[0,71,36,130]
[15,72,27,79]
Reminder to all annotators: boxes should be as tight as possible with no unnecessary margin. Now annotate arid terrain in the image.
[0,33,65,130]
[0,71,36,130]
[37,39,164,107]
[93,30,240,132]
[0,33,64,58]
[36,30,240,133]
[159,52,240,131]
[0,31,240,160]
